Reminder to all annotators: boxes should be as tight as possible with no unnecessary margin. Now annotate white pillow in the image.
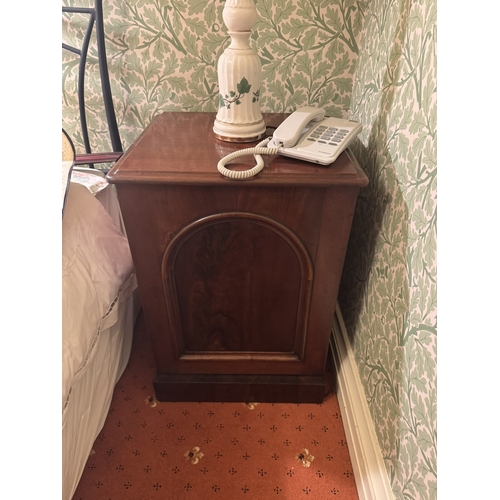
[62,182,136,412]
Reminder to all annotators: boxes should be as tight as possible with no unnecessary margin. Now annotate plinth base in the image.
[153,373,330,403]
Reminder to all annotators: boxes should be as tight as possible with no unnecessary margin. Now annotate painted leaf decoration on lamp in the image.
[219,78,253,109]
[237,77,252,94]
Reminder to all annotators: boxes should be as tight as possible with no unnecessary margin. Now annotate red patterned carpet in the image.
[72,313,359,499]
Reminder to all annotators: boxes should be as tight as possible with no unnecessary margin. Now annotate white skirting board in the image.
[331,305,394,500]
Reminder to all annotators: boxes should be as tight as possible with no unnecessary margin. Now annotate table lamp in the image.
[213,0,266,143]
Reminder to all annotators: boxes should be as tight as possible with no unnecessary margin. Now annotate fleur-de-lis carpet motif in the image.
[296,448,315,468]
[184,446,204,465]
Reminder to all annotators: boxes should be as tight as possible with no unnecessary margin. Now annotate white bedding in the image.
[62,182,136,417]
[62,180,138,499]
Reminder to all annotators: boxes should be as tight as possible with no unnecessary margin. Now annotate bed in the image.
[62,2,140,495]
[62,166,138,500]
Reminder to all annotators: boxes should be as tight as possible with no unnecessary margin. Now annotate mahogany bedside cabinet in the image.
[107,112,368,404]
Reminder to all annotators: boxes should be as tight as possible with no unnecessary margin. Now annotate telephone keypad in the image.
[308,126,350,147]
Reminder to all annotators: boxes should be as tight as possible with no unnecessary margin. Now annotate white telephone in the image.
[217,106,362,179]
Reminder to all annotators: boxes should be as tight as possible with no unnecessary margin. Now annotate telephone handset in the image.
[217,106,362,179]
[270,106,326,147]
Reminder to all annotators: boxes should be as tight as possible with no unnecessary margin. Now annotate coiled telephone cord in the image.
[217,137,281,179]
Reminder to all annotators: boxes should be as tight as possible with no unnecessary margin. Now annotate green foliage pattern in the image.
[339,0,437,498]
[62,0,362,151]
[62,1,437,498]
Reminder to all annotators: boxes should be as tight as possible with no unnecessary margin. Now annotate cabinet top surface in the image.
[107,112,368,187]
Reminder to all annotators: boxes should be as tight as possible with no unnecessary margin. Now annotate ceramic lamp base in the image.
[214,1,265,144]
[213,118,266,143]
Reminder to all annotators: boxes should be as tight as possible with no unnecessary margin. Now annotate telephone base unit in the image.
[107,112,368,404]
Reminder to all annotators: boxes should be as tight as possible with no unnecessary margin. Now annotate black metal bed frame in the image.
[62,0,123,166]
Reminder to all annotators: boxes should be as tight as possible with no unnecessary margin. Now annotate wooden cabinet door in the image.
[164,211,313,364]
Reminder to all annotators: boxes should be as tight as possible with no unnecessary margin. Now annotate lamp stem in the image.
[213,0,266,143]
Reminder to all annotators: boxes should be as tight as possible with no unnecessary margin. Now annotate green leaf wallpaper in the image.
[62,1,437,498]
[62,0,362,152]
[338,0,437,498]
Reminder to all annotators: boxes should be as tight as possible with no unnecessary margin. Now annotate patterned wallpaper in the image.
[62,1,437,499]
[338,0,437,498]
[62,0,363,152]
